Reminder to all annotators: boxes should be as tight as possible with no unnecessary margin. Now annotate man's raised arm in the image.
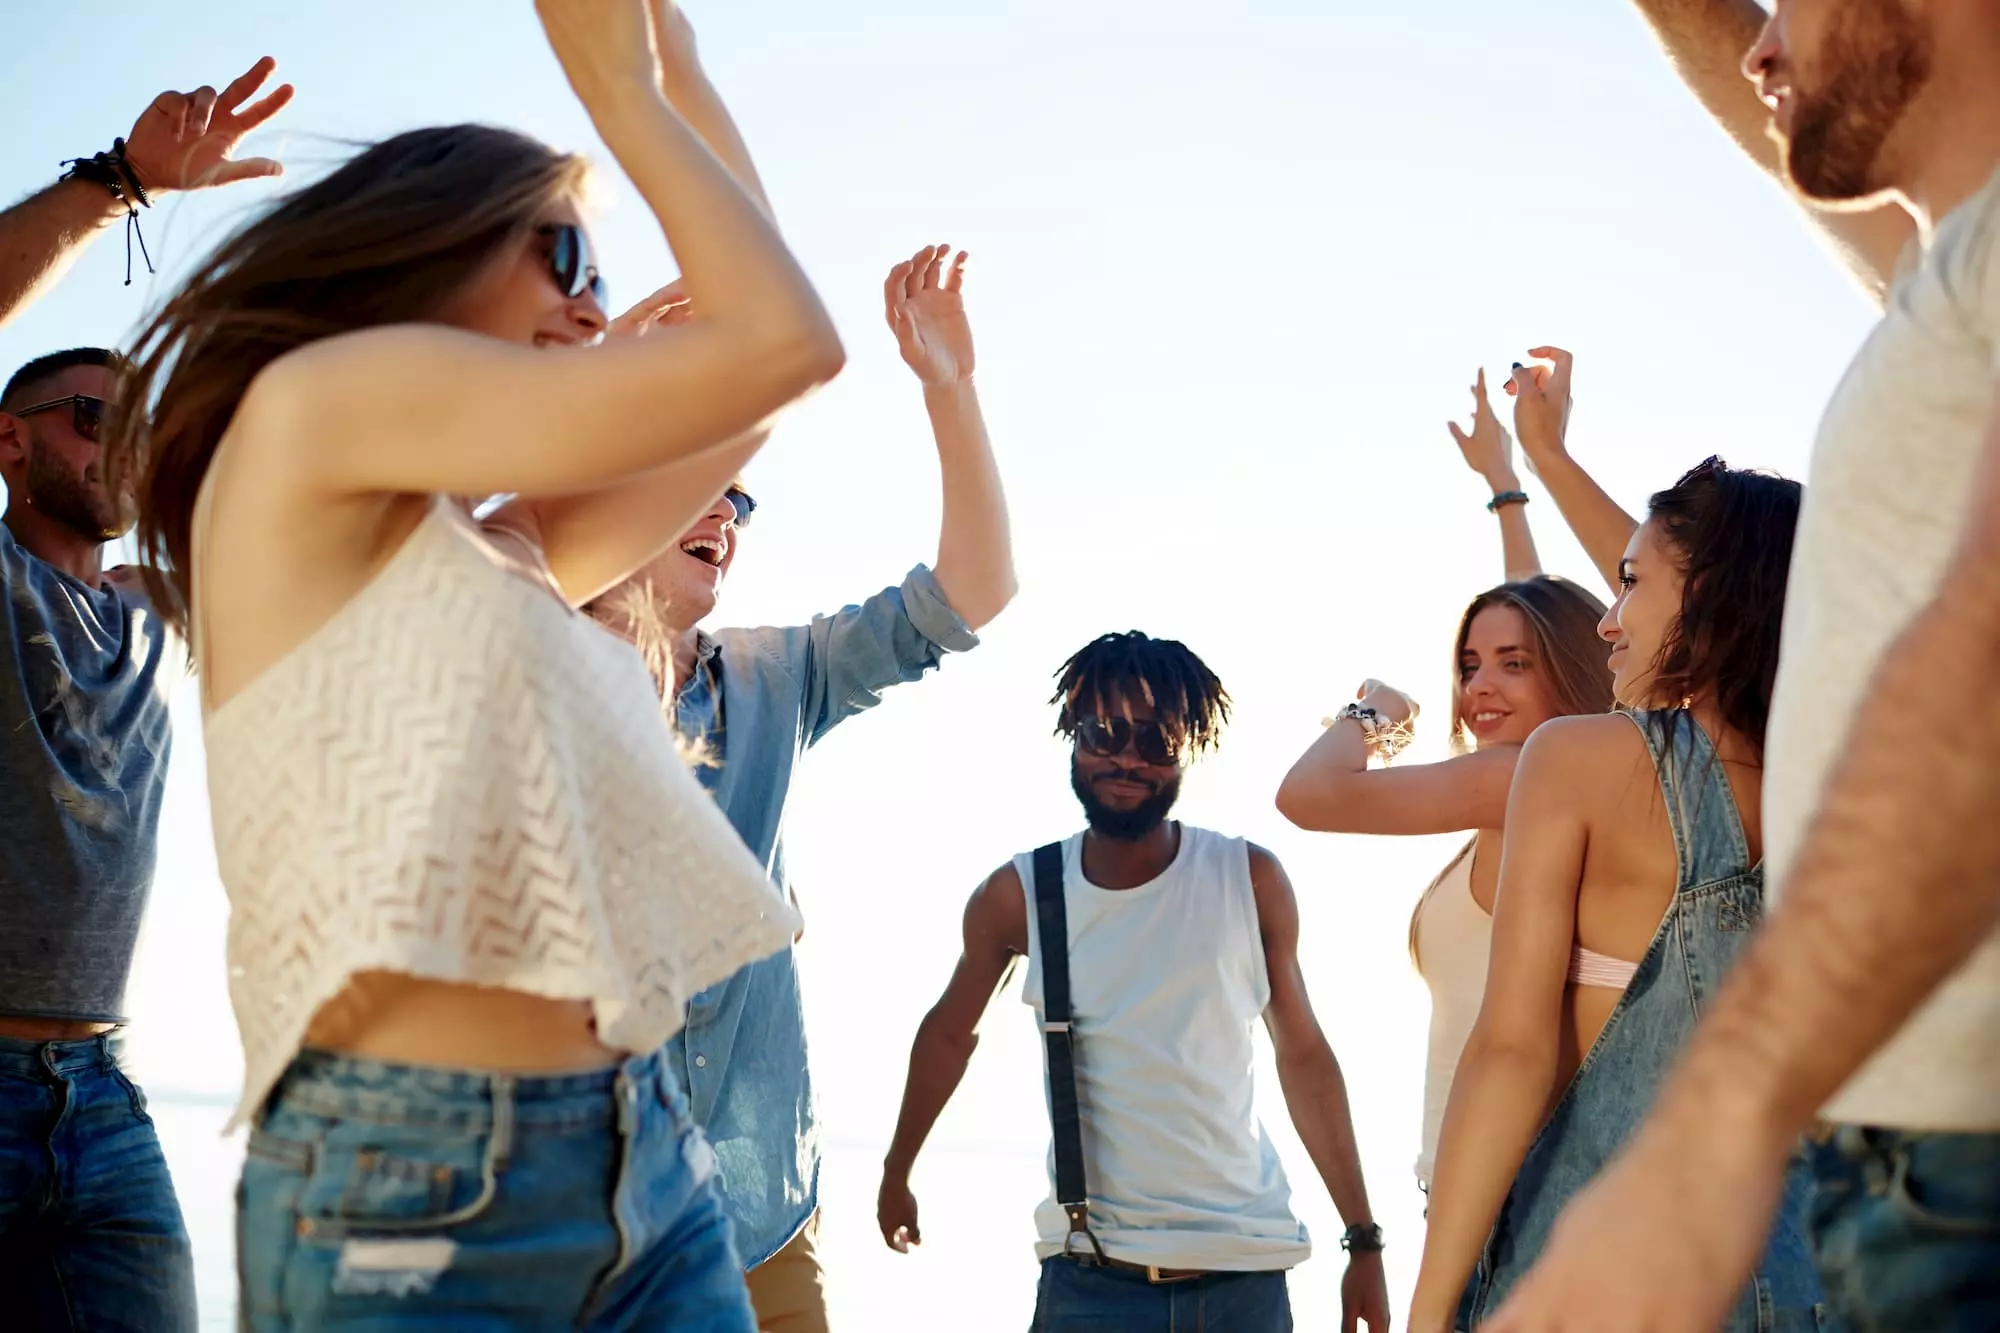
[0,58,292,330]
[1631,0,1912,304]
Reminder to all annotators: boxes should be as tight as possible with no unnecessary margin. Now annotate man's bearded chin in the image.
[26,446,123,541]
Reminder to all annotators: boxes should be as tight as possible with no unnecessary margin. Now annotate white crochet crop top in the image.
[200,497,797,1128]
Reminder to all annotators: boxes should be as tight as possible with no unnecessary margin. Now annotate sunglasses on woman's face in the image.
[724,485,757,528]
[1075,715,1183,767]
[538,223,607,309]
[13,394,115,443]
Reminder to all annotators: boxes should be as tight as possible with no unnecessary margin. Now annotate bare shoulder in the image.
[1244,841,1300,934]
[1518,713,1648,780]
[234,325,498,457]
[968,860,1030,955]
[1245,841,1293,889]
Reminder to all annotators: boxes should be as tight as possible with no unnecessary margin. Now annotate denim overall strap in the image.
[1621,708,1753,891]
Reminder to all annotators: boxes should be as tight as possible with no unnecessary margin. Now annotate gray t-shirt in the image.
[1764,161,2000,1130]
[0,520,174,1023]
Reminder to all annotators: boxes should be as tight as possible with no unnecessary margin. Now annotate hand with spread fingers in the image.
[1505,346,1576,474]
[607,280,693,340]
[1448,367,1520,494]
[887,244,975,389]
[121,57,295,194]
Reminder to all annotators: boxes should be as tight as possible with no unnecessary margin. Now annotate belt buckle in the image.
[1146,1265,1200,1285]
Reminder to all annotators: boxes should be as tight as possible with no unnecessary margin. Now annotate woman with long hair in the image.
[1276,351,1624,1200]
[109,3,839,1328]
[1407,459,1823,1332]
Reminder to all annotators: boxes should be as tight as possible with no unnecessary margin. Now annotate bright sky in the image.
[3,2,1876,1328]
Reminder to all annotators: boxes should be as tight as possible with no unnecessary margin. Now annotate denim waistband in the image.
[266,1046,682,1135]
[0,1031,123,1077]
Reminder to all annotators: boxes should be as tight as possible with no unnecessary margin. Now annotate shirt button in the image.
[694,1055,707,1069]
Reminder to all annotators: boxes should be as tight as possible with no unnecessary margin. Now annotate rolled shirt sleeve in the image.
[798,564,978,746]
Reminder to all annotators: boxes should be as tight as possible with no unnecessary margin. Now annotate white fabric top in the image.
[1411,841,1487,1189]
[1765,161,2000,1131]
[202,498,797,1129]
[1018,825,1309,1272]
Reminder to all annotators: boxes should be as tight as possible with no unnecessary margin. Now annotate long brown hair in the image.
[108,124,589,633]
[1446,575,1616,755]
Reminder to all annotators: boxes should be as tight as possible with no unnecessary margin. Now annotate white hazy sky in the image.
[3,2,1875,1327]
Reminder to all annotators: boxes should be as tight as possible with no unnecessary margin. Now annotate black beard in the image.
[25,441,120,541]
[1070,755,1180,842]
[1782,0,1932,203]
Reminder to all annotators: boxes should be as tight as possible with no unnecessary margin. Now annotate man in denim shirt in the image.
[590,239,1014,1330]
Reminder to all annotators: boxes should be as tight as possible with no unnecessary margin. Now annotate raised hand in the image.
[877,1172,923,1254]
[1447,368,1519,491]
[886,244,974,388]
[607,280,692,340]
[1507,346,1576,469]
[538,0,662,102]
[121,57,294,193]
[1358,678,1420,728]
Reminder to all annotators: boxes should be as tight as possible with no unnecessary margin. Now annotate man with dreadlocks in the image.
[877,631,1392,1331]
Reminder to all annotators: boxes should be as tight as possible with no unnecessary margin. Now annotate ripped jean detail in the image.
[236,1046,752,1332]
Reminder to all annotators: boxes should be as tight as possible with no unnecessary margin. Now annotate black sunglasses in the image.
[1075,716,1183,767]
[724,485,757,528]
[538,223,607,309]
[13,394,115,442]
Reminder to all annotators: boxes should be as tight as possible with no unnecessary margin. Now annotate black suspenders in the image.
[1031,840,1106,1265]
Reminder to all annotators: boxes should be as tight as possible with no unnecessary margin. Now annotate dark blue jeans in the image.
[0,1032,197,1332]
[238,1047,755,1331]
[1031,1256,1291,1332]
[1807,1125,2000,1332]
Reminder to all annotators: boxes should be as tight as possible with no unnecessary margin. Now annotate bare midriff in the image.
[0,1016,117,1041]
[303,972,622,1074]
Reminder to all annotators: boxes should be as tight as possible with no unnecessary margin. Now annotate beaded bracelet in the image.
[1487,489,1529,513]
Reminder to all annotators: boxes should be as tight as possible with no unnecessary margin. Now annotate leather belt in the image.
[1062,1252,1212,1285]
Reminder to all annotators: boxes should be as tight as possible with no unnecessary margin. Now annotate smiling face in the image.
[1455,604,1564,749]
[1601,519,1689,707]
[440,198,609,348]
[1743,0,1935,204]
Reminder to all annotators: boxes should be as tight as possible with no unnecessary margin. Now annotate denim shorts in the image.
[1807,1124,2000,1332]
[237,1046,754,1332]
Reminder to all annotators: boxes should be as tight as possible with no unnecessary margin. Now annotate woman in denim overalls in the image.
[1409,458,1827,1332]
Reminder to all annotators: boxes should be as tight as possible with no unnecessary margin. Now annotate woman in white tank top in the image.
[1276,352,1623,1198]
[108,5,836,1329]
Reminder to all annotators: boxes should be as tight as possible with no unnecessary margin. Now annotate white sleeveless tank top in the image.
[1019,825,1310,1271]
[200,497,798,1128]
[1411,840,1490,1189]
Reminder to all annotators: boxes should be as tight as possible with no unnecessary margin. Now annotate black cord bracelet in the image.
[58,138,155,287]
[1487,489,1530,513]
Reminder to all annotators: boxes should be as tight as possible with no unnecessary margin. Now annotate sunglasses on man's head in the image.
[538,223,607,309]
[1075,715,1184,767]
[724,485,757,528]
[13,394,116,443]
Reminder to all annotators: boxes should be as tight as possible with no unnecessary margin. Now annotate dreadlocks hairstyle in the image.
[1050,631,1232,756]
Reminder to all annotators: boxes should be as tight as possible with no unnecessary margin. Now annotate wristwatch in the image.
[1340,1222,1385,1254]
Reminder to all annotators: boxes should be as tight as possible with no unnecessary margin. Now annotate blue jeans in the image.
[0,1032,196,1332]
[1030,1257,1292,1332]
[1807,1125,2000,1332]
[238,1047,755,1331]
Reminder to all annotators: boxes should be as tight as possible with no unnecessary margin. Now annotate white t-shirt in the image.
[1763,161,2000,1131]
[1018,826,1311,1271]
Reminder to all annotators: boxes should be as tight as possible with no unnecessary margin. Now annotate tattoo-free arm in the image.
[1409,721,1596,1330]
[1276,723,1522,835]
[878,865,1029,1250]
[0,181,127,330]
[1628,0,1913,304]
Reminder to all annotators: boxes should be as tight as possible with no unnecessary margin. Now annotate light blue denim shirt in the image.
[667,564,977,1268]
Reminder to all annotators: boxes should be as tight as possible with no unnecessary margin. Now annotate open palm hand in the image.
[122,57,295,194]
[886,243,974,387]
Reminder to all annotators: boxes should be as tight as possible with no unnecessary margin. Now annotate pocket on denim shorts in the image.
[298,1124,497,1233]
[1889,1135,2000,1235]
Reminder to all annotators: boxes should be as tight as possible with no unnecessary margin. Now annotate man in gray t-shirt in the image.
[0,60,294,1333]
